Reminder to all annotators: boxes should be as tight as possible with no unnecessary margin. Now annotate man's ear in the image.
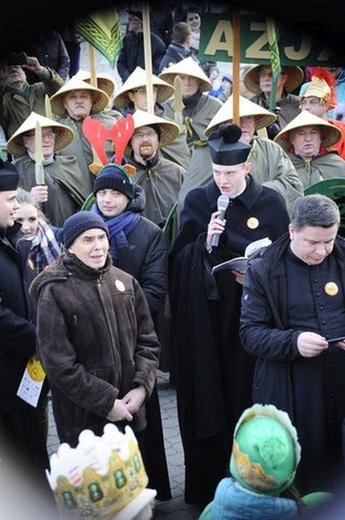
[245,161,252,174]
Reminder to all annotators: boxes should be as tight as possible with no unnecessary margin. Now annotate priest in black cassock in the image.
[168,123,291,509]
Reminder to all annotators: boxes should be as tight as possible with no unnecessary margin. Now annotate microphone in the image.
[211,194,230,248]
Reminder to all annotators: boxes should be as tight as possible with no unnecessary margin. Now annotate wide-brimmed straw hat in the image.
[204,94,277,137]
[159,56,213,92]
[125,109,180,155]
[243,65,304,95]
[6,111,75,157]
[274,111,341,151]
[74,69,116,97]
[113,66,175,110]
[50,76,110,116]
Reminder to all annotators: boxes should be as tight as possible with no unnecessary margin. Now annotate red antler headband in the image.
[82,114,136,176]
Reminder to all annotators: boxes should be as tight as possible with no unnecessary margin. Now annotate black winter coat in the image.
[240,233,345,493]
[0,223,36,410]
[116,31,166,83]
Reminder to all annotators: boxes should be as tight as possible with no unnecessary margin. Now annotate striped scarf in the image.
[28,220,61,275]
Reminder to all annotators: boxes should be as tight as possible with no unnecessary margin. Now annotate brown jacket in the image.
[29,252,160,446]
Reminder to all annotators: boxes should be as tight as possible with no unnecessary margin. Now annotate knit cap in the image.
[93,163,135,200]
[63,211,109,249]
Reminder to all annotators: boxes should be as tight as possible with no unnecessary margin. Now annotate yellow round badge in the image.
[324,282,339,296]
[247,217,259,229]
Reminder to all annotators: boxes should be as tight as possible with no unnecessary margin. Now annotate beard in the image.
[138,143,155,159]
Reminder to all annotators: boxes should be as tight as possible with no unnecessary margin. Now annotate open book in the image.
[211,237,272,274]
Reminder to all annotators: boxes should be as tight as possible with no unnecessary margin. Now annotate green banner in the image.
[199,13,343,66]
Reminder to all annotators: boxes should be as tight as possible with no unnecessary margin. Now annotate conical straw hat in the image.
[6,111,75,157]
[244,65,304,95]
[159,56,213,92]
[204,94,277,137]
[113,66,175,110]
[74,69,116,97]
[50,76,109,116]
[274,111,341,151]
[125,109,180,155]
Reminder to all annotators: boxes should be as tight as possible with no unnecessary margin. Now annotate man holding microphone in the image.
[168,123,290,510]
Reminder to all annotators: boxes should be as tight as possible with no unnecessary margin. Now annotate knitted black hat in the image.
[127,9,143,21]
[63,211,109,249]
[0,160,19,191]
[93,164,135,199]
[208,124,251,165]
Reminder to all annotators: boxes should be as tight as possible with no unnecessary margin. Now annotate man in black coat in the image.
[0,160,50,497]
[169,123,290,509]
[240,194,345,495]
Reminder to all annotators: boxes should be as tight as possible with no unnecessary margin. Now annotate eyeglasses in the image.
[24,131,56,140]
[133,130,157,139]
[131,86,158,95]
[187,16,200,22]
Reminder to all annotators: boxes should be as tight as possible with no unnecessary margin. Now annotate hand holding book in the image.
[211,237,272,274]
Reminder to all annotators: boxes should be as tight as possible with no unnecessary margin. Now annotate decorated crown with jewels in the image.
[46,424,149,519]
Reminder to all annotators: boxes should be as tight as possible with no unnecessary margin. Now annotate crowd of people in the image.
[2,2,345,520]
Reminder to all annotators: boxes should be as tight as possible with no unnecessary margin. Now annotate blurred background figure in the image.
[23,30,70,83]
[182,7,202,61]
[57,23,83,78]
[116,8,166,83]
[159,21,193,72]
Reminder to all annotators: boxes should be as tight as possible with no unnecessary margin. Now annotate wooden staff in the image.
[232,9,241,125]
[34,121,45,185]
[172,76,184,124]
[142,3,154,115]
[45,94,53,119]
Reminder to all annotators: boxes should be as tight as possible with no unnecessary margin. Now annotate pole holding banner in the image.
[232,8,241,125]
[88,44,97,88]
[267,17,282,110]
[142,3,154,115]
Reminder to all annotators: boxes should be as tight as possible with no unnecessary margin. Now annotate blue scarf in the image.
[91,204,140,263]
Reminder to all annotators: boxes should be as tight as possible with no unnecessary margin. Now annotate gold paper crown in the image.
[46,424,148,519]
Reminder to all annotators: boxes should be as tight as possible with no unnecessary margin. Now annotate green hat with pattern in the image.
[230,404,301,496]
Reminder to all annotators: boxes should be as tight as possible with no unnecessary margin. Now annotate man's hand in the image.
[231,269,245,285]
[106,399,133,422]
[30,185,48,203]
[22,56,43,74]
[297,332,329,358]
[122,386,146,415]
[205,210,226,252]
[334,339,345,351]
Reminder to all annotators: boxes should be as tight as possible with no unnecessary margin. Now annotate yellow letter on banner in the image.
[204,20,233,57]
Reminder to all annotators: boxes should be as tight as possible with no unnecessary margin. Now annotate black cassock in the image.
[169,175,290,507]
